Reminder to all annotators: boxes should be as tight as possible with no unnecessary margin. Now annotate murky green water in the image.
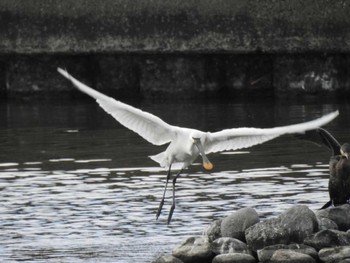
[0,99,347,262]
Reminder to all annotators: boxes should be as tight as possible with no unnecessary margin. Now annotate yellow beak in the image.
[193,138,214,171]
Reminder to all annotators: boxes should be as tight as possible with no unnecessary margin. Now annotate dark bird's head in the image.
[340,143,350,159]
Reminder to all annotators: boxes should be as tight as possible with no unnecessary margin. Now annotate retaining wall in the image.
[1,1,350,99]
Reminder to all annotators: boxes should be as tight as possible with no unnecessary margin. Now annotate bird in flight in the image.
[57,68,338,224]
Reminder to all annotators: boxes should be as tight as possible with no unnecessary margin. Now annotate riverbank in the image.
[154,204,350,263]
[2,53,350,100]
[1,1,350,100]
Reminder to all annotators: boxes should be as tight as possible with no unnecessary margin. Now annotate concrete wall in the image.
[1,0,350,54]
[1,1,350,99]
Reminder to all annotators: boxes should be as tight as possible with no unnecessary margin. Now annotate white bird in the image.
[57,67,339,224]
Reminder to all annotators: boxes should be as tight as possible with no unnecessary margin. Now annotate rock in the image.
[211,237,252,255]
[317,217,338,231]
[205,219,222,243]
[257,244,318,262]
[316,204,350,231]
[269,250,316,263]
[319,246,350,263]
[172,236,214,263]
[303,229,350,250]
[221,207,259,242]
[212,253,256,263]
[153,255,184,263]
[245,205,318,251]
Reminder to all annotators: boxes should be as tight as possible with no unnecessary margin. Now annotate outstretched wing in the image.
[317,128,341,156]
[58,68,177,145]
[205,111,339,153]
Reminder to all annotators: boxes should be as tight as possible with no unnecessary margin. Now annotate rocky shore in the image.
[153,205,350,263]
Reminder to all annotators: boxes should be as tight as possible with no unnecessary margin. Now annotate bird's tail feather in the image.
[149,152,167,167]
[149,152,183,170]
[320,200,333,209]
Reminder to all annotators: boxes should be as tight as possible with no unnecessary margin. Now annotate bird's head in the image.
[192,137,213,171]
[341,143,350,159]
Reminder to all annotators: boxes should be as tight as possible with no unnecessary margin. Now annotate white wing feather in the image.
[57,68,176,146]
[205,110,339,153]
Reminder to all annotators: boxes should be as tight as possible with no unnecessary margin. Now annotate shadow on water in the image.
[0,99,349,262]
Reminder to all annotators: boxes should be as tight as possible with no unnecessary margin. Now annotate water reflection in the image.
[0,100,348,262]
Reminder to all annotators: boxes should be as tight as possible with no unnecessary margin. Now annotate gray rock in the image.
[172,236,214,263]
[270,250,316,263]
[303,229,350,250]
[317,217,338,231]
[205,219,222,243]
[153,255,184,263]
[245,205,318,251]
[211,237,252,255]
[316,204,350,231]
[221,207,259,242]
[257,244,318,262]
[319,246,350,263]
[212,253,256,263]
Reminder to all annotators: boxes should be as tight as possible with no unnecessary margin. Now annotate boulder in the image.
[316,204,350,231]
[153,255,184,263]
[172,236,214,263]
[205,219,222,243]
[245,205,318,251]
[212,253,256,263]
[303,229,350,250]
[319,246,350,263]
[210,237,252,255]
[257,244,318,262]
[317,217,338,231]
[269,250,316,263]
[221,207,259,242]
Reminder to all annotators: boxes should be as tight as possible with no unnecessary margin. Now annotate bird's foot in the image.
[156,199,165,220]
[167,203,175,224]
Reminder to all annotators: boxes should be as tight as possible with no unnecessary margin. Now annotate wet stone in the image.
[172,236,214,263]
[205,219,222,243]
[319,246,350,263]
[316,204,350,231]
[269,250,316,263]
[257,244,318,262]
[317,217,339,231]
[221,207,259,242]
[153,255,184,263]
[212,253,256,263]
[210,237,252,255]
[303,229,350,251]
[245,205,318,251]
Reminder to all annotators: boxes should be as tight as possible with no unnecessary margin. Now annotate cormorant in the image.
[316,128,350,209]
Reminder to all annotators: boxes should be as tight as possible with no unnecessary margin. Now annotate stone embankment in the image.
[154,205,350,263]
[1,1,350,99]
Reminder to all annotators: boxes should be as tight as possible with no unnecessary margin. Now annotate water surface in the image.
[0,100,347,262]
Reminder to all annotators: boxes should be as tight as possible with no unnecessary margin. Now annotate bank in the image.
[1,1,350,100]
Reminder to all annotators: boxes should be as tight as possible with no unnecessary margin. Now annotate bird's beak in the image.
[341,149,349,159]
[193,138,213,171]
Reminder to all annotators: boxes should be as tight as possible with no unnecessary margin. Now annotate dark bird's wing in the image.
[295,128,341,156]
[316,128,341,156]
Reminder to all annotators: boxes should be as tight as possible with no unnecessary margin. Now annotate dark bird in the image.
[314,128,350,209]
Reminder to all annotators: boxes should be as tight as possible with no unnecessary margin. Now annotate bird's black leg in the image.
[156,165,172,220]
[168,169,183,224]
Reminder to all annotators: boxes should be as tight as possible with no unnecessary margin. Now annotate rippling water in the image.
[0,100,348,262]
